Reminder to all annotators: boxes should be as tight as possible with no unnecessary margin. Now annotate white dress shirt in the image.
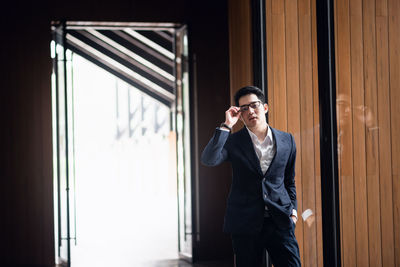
[246,125,275,174]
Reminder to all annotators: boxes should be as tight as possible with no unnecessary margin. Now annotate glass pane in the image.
[54,41,71,264]
[176,27,193,258]
[334,1,398,265]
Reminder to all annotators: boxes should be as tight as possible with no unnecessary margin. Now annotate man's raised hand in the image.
[224,106,241,128]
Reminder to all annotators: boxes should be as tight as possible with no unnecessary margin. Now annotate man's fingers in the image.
[225,107,241,126]
[232,106,240,112]
[228,106,241,116]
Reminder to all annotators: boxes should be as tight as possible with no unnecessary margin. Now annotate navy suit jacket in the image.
[201,126,297,234]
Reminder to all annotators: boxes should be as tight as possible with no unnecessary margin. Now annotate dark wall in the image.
[189,2,233,260]
[0,0,232,265]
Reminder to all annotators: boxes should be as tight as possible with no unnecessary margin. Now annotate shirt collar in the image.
[246,124,273,145]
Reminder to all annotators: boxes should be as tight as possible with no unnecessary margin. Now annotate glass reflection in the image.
[301,209,315,228]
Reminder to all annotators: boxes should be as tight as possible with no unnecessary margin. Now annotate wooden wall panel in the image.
[335,0,356,265]
[266,0,323,266]
[351,61,370,264]
[363,0,383,265]
[335,0,399,266]
[298,0,319,265]
[231,0,400,266]
[376,1,395,266]
[271,0,287,131]
[388,0,400,265]
[284,0,304,263]
[349,0,370,266]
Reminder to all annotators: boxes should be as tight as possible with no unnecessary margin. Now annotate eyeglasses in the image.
[239,101,262,112]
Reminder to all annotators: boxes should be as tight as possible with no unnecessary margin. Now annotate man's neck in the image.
[248,123,268,141]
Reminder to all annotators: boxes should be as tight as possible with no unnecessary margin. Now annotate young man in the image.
[201,86,301,267]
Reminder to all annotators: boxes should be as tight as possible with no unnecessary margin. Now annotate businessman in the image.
[201,86,301,267]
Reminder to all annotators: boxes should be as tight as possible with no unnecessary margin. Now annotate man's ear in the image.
[264,103,269,114]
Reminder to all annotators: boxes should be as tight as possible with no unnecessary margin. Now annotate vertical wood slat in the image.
[271,0,287,131]
[388,0,400,265]
[284,0,304,264]
[336,0,357,266]
[363,0,383,265]
[349,0,370,266]
[300,0,319,265]
[376,0,395,265]
[298,0,318,264]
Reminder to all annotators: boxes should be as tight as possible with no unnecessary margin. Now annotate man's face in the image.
[238,94,268,128]
[336,93,350,126]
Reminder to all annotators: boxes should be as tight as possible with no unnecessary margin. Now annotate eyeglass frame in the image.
[239,100,263,112]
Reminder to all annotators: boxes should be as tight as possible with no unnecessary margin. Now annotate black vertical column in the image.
[251,0,269,127]
[316,0,341,267]
[251,0,267,97]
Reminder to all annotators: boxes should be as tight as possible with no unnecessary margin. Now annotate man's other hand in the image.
[291,215,297,225]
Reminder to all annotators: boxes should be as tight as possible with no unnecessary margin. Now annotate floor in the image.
[145,259,234,267]
[56,259,234,267]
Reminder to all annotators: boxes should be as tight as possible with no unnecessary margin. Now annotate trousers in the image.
[231,217,301,267]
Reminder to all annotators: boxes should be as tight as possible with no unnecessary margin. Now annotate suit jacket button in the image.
[264,194,267,199]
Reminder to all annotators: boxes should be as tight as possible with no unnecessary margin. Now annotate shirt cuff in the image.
[219,127,230,132]
[291,209,298,219]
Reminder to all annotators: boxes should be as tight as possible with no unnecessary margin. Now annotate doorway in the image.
[51,22,192,267]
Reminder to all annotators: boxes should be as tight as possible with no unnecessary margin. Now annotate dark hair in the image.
[234,86,265,106]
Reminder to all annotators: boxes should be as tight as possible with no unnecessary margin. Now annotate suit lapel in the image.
[237,128,264,176]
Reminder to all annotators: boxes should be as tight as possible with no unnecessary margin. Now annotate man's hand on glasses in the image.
[223,101,262,129]
[224,106,241,128]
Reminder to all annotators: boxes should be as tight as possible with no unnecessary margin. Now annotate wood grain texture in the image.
[230,1,400,266]
[267,0,322,265]
[284,0,305,263]
[298,0,318,264]
[336,0,357,266]
[349,0,370,266]
[334,0,400,266]
[271,0,288,131]
[376,0,395,265]
[388,0,400,265]
[363,0,383,265]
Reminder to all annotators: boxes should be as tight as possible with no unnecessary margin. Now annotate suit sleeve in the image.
[200,128,230,166]
[284,133,297,211]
